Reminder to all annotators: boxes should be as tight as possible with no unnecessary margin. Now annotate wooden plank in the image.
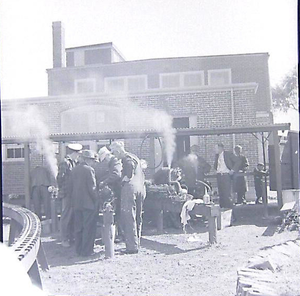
[149,136,156,176]
[156,209,164,234]
[208,216,217,244]
[272,131,283,209]
[280,201,296,211]
[24,142,31,209]
[217,209,232,230]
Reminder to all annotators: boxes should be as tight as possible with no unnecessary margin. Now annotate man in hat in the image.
[178,145,211,197]
[57,143,82,247]
[232,145,249,204]
[70,150,99,257]
[110,141,145,254]
[214,143,236,208]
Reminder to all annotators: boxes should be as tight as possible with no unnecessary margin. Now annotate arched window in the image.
[60,105,123,134]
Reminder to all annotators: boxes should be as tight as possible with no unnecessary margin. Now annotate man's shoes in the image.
[62,240,71,248]
[120,249,138,255]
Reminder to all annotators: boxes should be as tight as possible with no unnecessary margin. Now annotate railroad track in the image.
[3,202,49,289]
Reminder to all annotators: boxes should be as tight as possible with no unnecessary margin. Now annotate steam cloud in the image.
[121,99,176,167]
[6,105,58,177]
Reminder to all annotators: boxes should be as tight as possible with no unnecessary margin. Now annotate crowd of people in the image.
[177,143,268,209]
[30,141,269,256]
[56,141,146,256]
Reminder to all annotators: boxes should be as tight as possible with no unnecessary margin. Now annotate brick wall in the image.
[2,86,266,196]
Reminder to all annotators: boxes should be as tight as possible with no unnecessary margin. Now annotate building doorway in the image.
[173,117,190,161]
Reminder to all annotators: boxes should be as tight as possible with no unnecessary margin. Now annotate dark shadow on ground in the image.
[231,203,281,229]
[41,234,114,268]
[140,237,210,255]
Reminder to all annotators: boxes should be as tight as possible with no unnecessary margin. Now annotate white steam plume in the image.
[7,105,58,177]
[120,99,176,167]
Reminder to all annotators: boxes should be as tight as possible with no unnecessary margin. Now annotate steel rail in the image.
[3,203,41,272]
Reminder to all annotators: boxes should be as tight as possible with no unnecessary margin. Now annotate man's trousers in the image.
[60,197,74,242]
[32,185,51,220]
[121,183,144,252]
[216,173,233,209]
[74,208,97,256]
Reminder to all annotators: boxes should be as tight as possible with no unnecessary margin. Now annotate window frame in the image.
[74,78,96,94]
[207,69,232,86]
[159,71,205,89]
[104,75,147,93]
[182,71,205,88]
[3,144,25,162]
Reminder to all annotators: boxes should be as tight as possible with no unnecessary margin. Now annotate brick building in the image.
[1,21,273,198]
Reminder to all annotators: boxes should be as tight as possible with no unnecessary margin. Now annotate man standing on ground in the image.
[71,150,99,257]
[94,146,122,239]
[31,165,56,220]
[232,145,249,204]
[214,143,235,208]
[57,143,82,248]
[110,141,145,254]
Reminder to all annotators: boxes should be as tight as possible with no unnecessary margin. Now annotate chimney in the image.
[52,21,66,68]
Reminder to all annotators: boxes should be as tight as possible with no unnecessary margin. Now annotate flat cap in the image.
[110,141,124,152]
[80,149,95,159]
[98,146,111,161]
[67,143,83,151]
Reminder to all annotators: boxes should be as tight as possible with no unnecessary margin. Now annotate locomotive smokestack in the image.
[52,21,66,68]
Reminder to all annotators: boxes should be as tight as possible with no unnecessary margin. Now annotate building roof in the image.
[47,51,269,72]
[1,124,290,144]
[66,42,125,61]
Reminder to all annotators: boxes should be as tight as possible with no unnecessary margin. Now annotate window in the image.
[84,49,102,65]
[104,76,147,93]
[66,52,74,67]
[160,71,204,89]
[208,69,231,86]
[105,77,125,92]
[95,111,105,125]
[61,105,123,134]
[160,73,180,88]
[183,72,204,87]
[127,76,147,92]
[4,144,25,161]
[75,79,96,94]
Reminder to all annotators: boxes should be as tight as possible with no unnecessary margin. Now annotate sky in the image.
[0,0,297,100]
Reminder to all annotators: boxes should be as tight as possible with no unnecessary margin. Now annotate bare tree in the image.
[272,67,298,112]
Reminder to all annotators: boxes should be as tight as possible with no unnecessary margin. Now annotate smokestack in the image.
[52,21,66,68]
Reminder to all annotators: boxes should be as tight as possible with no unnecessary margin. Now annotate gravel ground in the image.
[40,205,299,296]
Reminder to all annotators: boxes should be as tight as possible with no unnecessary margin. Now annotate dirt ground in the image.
[40,204,299,296]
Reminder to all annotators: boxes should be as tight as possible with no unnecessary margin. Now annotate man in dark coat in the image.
[178,145,211,197]
[70,150,99,257]
[214,143,235,208]
[232,145,249,204]
[56,143,82,248]
[31,166,56,220]
[110,141,145,254]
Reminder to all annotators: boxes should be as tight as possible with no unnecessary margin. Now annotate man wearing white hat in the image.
[57,143,82,247]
